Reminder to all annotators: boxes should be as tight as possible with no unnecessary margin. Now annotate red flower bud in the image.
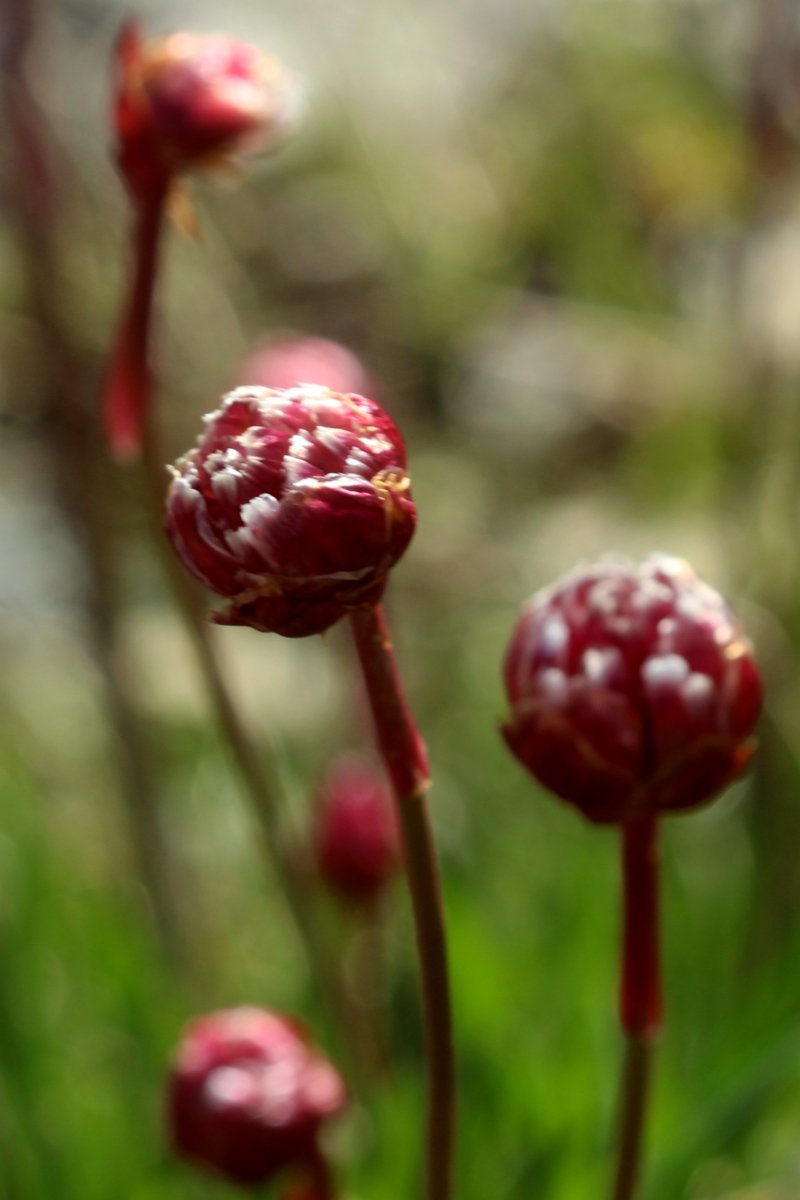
[236,335,375,399]
[114,22,297,201]
[168,1007,346,1190]
[313,755,399,902]
[165,385,416,637]
[502,555,762,824]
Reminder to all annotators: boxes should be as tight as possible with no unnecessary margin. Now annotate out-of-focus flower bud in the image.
[168,1007,346,1190]
[313,755,399,903]
[237,335,375,398]
[165,385,416,637]
[104,24,299,460]
[502,555,762,824]
[114,22,298,200]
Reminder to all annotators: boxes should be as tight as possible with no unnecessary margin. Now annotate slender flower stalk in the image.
[349,603,456,1200]
[612,813,661,1200]
[163,384,456,1199]
[620,815,661,1042]
[104,185,167,460]
[501,555,762,1200]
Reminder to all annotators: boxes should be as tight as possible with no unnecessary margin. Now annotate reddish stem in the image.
[348,603,456,1200]
[103,182,168,460]
[620,814,662,1039]
[611,813,662,1200]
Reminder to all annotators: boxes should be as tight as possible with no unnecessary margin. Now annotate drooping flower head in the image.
[165,385,416,637]
[114,22,297,202]
[236,334,375,398]
[168,1007,346,1189]
[313,755,399,903]
[502,555,762,824]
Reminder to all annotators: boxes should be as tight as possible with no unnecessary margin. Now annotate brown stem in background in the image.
[349,602,456,1200]
[1,0,185,963]
[611,814,661,1200]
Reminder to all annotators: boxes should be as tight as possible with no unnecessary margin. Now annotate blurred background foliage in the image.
[2,0,800,1197]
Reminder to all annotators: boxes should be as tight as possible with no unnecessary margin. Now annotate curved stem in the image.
[349,602,456,1200]
[611,814,661,1200]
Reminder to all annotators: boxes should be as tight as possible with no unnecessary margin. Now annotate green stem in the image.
[349,602,456,1200]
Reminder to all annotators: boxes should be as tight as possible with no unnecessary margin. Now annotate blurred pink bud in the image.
[114,22,298,200]
[168,1007,346,1190]
[237,335,375,398]
[314,755,399,903]
[502,555,762,824]
[165,385,416,637]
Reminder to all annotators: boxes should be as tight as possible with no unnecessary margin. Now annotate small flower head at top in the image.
[313,755,399,904]
[165,385,416,637]
[502,554,762,824]
[167,1007,346,1190]
[114,22,298,201]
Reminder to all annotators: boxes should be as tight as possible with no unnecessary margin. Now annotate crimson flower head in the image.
[168,1007,346,1190]
[165,385,416,637]
[313,755,399,903]
[236,335,375,398]
[502,555,762,824]
[114,23,297,201]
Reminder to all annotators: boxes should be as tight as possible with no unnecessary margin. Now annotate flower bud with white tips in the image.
[502,555,762,824]
[165,385,416,637]
[168,1007,346,1189]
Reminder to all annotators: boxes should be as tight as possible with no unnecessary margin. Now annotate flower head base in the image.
[502,555,762,824]
[165,385,416,637]
[114,23,297,201]
[313,755,399,903]
[168,1007,346,1189]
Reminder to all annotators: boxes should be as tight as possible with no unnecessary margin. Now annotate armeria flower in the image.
[165,385,416,637]
[236,334,375,399]
[104,23,298,460]
[114,22,297,203]
[168,1007,346,1190]
[502,554,762,824]
[313,755,399,903]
